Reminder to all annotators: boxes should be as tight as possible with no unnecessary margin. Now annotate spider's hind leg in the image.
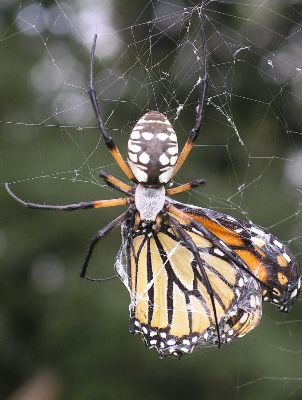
[80,209,133,281]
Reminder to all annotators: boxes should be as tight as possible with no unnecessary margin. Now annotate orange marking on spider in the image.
[110,146,135,181]
[93,198,131,208]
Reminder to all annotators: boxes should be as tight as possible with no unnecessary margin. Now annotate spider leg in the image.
[164,212,222,347]
[89,35,135,181]
[99,170,133,195]
[80,209,132,281]
[173,17,208,176]
[167,178,206,196]
[5,183,132,211]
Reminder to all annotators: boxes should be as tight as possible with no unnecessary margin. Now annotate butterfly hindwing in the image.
[116,220,262,358]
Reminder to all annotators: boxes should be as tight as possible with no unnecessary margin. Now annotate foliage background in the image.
[1,1,302,399]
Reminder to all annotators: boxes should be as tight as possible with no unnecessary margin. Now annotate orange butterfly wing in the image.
[172,201,301,312]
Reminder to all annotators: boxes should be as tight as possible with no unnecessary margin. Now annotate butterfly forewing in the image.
[116,221,262,358]
[172,200,301,312]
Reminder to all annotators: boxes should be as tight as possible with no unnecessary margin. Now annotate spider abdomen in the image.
[128,111,178,185]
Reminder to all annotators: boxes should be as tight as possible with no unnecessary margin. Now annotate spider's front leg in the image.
[89,35,135,181]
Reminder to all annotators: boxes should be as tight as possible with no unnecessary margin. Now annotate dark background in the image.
[1,1,302,399]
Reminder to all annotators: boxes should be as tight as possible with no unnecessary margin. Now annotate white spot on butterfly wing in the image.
[250,295,256,308]
[250,227,264,236]
[291,288,298,299]
[251,237,266,247]
[213,248,224,256]
[180,347,190,353]
[283,253,291,262]
[238,278,244,287]
[239,313,248,324]
[273,240,283,249]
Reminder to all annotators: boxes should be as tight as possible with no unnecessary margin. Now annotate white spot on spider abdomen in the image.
[128,141,141,153]
[139,152,150,164]
[127,111,178,185]
[142,131,154,140]
[159,153,170,166]
[128,152,138,163]
[130,130,141,140]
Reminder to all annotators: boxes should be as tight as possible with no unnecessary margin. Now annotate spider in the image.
[6,23,301,358]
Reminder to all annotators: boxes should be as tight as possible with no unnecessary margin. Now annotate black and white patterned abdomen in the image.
[127,111,178,185]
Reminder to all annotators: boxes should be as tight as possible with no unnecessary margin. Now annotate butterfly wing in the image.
[115,220,262,358]
[171,200,301,312]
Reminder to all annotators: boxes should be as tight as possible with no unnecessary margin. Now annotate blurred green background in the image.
[1,1,302,399]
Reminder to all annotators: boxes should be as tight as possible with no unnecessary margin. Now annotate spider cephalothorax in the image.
[6,15,301,359]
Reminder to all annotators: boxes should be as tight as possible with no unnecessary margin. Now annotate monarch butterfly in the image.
[6,12,301,358]
[115,199,300,357]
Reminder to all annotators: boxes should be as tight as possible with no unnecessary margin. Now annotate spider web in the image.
[1,0,302,399]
